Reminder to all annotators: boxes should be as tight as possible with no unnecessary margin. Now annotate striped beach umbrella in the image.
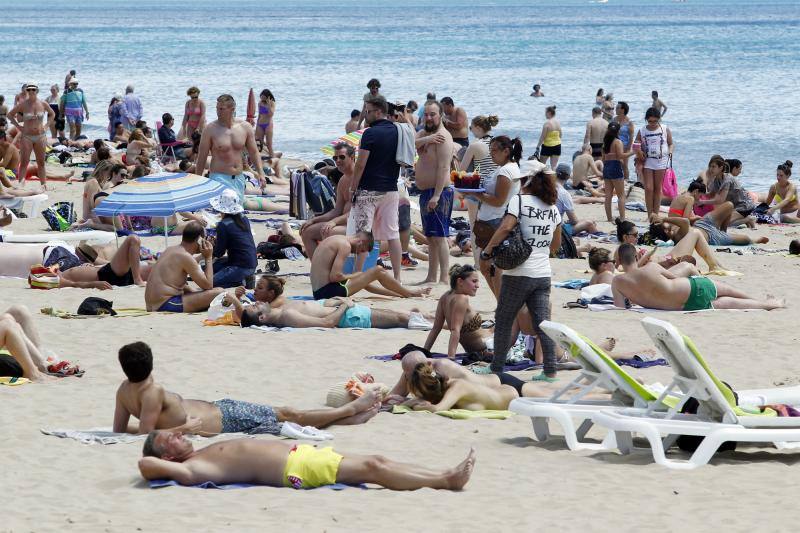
[94,171,228,217]
[321,129,365,156]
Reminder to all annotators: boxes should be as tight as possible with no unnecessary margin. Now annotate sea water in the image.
[2,0,798,189]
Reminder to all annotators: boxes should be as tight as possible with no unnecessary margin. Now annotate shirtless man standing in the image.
[59,235,150,288]
[612,243,784,311]
[583,107,608,161]
[440,97,469,149]
[310,233,430,300]
[299,142,355,258]
[138,429,475,491]
[415,101,454,285]
[195,94,265,201]
[144,221,224,312]
[651,90,668,117]
[114,341,381,438]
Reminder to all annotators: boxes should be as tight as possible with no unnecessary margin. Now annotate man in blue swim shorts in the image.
[415,100,455,284]
[612,243,784,311]
[144,221,224,313]
[114,341,384,437]
[194,94,265,202]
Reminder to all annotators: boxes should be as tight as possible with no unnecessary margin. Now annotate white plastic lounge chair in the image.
[509,321,678,451]
[592,317,800,470]
[0,193,48,219]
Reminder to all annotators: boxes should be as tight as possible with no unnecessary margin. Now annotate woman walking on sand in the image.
[634,107,673,220]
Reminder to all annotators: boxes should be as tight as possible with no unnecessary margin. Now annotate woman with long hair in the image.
[696,155,755,228]
[457,114,500,244]
[462,135,522,298]
[601,122,629,222]
[256,89,276,156]
[765,161,800,223]
[634,107,674,219]
[481,162,562,381]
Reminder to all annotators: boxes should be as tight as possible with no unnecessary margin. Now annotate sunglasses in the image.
[26,88,38,92]
[332,155,348,161]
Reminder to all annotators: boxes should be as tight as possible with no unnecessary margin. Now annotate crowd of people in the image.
[1,73,797,492]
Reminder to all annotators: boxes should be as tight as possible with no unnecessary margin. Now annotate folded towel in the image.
[391,405,513,419]
[553,279,591,290]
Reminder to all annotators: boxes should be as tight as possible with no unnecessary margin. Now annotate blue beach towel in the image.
[149,479,366,490]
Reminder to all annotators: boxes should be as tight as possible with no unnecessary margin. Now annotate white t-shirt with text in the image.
[502,193,561,278]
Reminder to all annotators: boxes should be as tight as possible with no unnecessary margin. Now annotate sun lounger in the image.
[509,321,678,451]
[591,317,800,469]
[0,193,48,219]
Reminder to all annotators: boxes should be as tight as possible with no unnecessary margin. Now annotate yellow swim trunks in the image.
[283,444,343,489]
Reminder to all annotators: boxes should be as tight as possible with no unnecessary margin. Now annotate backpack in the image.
[557,228,580,259]
[77,297,117,316]
[41,201,77,232]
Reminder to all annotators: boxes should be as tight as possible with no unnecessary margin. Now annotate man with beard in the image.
[414,100,454,284]
[347,94,403,281]
[299,142,356,258]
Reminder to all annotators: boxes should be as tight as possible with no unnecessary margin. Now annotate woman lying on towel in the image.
[405,361,609,412]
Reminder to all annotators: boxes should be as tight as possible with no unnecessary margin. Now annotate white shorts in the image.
[346,190,399,241]
[644,156,670,171]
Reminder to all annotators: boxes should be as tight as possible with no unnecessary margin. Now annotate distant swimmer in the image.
[530,84,544,97]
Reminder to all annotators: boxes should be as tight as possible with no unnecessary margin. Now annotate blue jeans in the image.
[213,258,255,288]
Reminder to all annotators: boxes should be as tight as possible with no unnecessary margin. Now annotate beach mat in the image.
[41,428,146,445]
[149,479,366,491]
[366,352,539,372]
[391,405,513,420]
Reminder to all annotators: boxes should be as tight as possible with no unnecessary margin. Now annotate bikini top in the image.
[460,312,483,334]
[259,103,271,116]
[23,111,45,123]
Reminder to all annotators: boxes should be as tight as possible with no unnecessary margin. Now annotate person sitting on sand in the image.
[588,248,615,285]
[667,178,705,221]
[58,235,150,289]
[144,221,224,312]
[138,430,475,491]
[114,341,382,437]
[570,144,604,195]
[764,160,800,224]
[310,233,430,300]
[555,163,598,235]
[612,243,784,311]
[299,143,355,258]
[0,305,54,383]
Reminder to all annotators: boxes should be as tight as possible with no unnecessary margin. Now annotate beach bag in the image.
[41,201,76,232]
[43,245,82,271]
[662,156,678,200]
[677,383,738,453]
[77,297,116,316]
[492,195,532,271]
[28,264,60,290]
[304,172,335,215]
[472,220,497,249]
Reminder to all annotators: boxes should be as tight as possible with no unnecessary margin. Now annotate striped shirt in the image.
[473,136,498,179]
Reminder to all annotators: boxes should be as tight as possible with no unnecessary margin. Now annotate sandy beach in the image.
[2,174,800,532]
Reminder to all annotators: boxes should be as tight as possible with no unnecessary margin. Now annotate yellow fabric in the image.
[202,310,239,327]
[0,376,30,386]
[774,192,796,204]
[391,404,513,419]
[702,268,743,277]
[283,445,343,489]
[543,130,561,147]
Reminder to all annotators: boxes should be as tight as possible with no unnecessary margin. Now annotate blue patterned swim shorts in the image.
[213,398,282,435]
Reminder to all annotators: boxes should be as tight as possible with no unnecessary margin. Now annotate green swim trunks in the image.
[683,276,717,311]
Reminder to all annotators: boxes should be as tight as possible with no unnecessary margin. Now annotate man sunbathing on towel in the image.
[114,341,382,438]
[0,305,54,382]
[144,221,224,312]
[233,296,430,330]
[138,430,475,491]
[310,233,431,300]
[58,235,150,289]
[612,243,785,311]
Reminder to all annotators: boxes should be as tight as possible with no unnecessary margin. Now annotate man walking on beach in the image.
[195,94,265,201]
[123,85,142,131]
[583,107,607,160]
[415,100,454,285]
[144,221,224,312]
[441,97,469,149]
[348,94,403,280]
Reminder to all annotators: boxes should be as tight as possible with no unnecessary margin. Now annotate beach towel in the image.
[0,376,30,386]
[40,428,146,445]
[616,355,669,368]
[41,307,150,319]
[149,479,366,491]
[394,122,416,167]
[553,278,590,289]
[391,405,513,419]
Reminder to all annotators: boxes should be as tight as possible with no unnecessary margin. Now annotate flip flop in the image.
[532,372,558,383]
